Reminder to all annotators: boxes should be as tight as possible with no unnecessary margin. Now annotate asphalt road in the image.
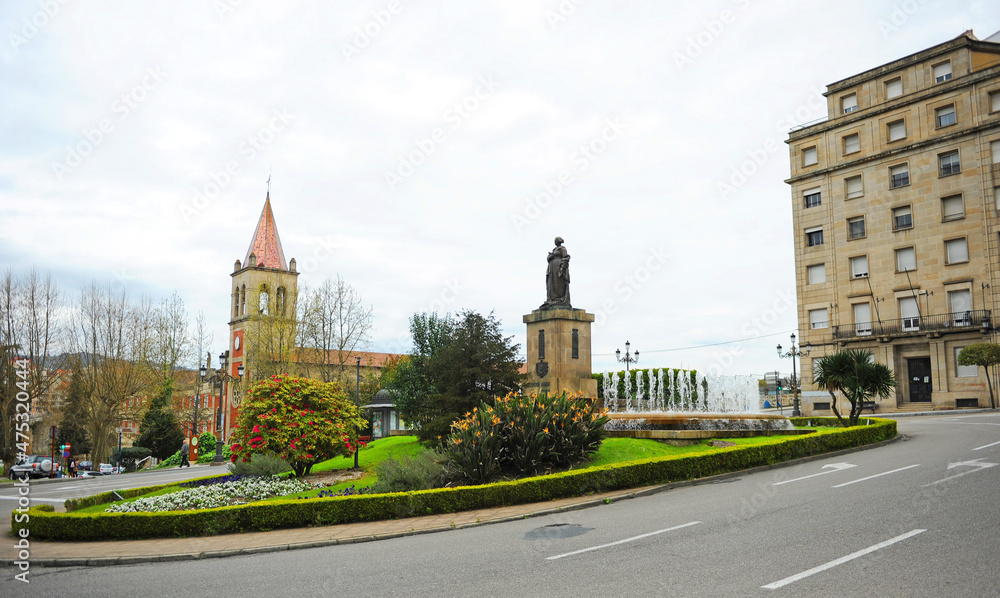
[5,413,1000,597]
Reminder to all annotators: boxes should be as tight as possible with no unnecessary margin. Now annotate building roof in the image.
[290,349,403,369]
[245,194,288,270]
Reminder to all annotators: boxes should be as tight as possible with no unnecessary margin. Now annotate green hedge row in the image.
[14,418,895,541]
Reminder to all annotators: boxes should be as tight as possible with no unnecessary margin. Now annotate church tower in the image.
[226,192,298,439]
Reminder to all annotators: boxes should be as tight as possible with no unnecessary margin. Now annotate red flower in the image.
[252,424,260,433]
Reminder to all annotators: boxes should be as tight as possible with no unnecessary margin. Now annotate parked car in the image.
[78,460,93,472]
[78,470,105,478]
[8,455,61,480]
[98,463,123,474]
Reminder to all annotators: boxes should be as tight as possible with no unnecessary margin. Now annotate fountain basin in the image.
[604,412,807,445]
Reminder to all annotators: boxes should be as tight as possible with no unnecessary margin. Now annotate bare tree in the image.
[149,292,192,385]
[70,283,153,464]
[299,275,373,385]
[185,311,214,434]
[0,269,62,466]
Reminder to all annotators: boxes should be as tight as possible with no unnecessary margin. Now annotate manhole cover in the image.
[525,523,593,541]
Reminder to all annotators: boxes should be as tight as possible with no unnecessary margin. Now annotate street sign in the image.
[63,450,70,458]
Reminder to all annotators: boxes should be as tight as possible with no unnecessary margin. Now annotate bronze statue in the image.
[541,237,571,309]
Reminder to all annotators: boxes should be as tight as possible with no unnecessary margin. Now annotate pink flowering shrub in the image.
[230,374,366,476]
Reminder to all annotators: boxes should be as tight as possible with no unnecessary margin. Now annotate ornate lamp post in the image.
[616,341,639,372]
[777,333,811,417]
[200,350,244,464]
[354,356,361,469]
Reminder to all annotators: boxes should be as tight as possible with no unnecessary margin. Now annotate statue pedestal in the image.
[522,308,598,398]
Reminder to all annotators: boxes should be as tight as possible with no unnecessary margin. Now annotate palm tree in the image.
[813,349,896,427]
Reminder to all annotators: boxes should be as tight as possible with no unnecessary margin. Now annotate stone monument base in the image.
[522,308,598,398]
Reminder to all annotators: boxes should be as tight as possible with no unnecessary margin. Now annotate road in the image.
[5,413,1000,597]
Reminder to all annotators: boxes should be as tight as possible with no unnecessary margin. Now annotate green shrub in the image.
[111,446,153,471]
[446,391,608,483]
[22,418,896,541]
[371,451,453,493]
[227,452,293,477]
[197,443,232,464]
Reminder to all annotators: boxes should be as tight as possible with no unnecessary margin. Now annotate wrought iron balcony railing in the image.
[831,310,991,340]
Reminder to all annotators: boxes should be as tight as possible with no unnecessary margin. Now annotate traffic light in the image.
[776,382,782,392]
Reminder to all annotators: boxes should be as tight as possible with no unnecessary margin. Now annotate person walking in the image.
[179,439,190,468]
[68,458,77,478]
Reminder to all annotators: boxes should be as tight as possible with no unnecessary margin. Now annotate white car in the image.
[98,463,122,474]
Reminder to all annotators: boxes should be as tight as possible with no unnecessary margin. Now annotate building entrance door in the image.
[907,357,932,402]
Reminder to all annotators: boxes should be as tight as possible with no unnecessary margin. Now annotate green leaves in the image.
[813,350,896,426]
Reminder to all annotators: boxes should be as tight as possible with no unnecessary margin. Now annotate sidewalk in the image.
[1,485,666,567]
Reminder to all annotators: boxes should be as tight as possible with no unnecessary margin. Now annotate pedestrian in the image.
[179,439,190,468]
[69,458,77,478]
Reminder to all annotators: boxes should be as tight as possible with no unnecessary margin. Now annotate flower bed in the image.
[105,476,314,513]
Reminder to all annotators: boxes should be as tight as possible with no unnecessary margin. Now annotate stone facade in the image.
[522,308,598,398]
[786,31,1000,414]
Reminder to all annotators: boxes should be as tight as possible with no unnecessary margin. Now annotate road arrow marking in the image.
[923,458,997,487]
[832,464,920,488]
[763,529,926,589]
[772,463,856,486]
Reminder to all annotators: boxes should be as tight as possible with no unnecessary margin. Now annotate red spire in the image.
[245,193,288,270]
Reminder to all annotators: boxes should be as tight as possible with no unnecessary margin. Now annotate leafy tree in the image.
[111,445,152,471]
[56,366,92,457]
[389,310,524,444]
[134,379,185,460]
[813,349,896,427]
[958,343,1000,409]
[230,374,366,476]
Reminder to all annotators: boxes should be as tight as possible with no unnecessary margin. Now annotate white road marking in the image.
[972,440,1000,451]
[772,463,856,486]
[938,421,1000,426]
[762,529,926,590]
[923,459,997,487]
[831,464,920,488]
[0,496,66,503]
[546,521,701,561]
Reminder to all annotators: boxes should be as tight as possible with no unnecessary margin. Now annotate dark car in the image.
[8,455,61,480]
[78,460,93,472]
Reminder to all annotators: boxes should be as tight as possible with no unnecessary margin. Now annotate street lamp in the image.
[777,333,811,417]
[200,350,244,464]
[616,341,639,372]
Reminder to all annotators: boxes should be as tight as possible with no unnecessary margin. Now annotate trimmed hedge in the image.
[14,417,895,541]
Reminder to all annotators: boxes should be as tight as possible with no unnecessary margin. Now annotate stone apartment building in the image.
[786,30,1000,414]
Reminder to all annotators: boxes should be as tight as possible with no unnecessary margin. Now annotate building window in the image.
[803,187,822,208]
[942,195,964,221]
[955,347,979,377]
[945,238,968,264]
[995,186,1000,211]
[853,303,872,336]
[939,151,960,176]
[807,263,826,285]
[886,78,903,99]
[948,289,972,326]
[933,61,952,83]
[896,247,916,272]
[806,226,824,247]
[992,91,1000,113]
[935,104,956,128]
[845,175,863,199]
[842,93,858,114]
[258,287,269,315]
[992,140,1000,165]
[892,205,912,230]
[809,308,828,330]
[850,255,868,278]
[890,163,909,188]
[803,146,818,166]
[843,133,860,154]
[900,297,920,331]
[848,216,866,240]
[887,120,906,142]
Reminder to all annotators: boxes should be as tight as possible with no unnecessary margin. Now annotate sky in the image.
[2,1,999,379]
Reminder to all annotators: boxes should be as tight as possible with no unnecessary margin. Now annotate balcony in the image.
[831,310,991,341]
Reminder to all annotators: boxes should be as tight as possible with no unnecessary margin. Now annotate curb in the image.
[1,431,904,569]
[877,408,998,418]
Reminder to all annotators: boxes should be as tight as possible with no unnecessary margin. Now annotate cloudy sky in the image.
[2,1,998,379]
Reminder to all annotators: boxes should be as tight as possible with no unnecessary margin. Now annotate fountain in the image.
[600,369,801,444]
